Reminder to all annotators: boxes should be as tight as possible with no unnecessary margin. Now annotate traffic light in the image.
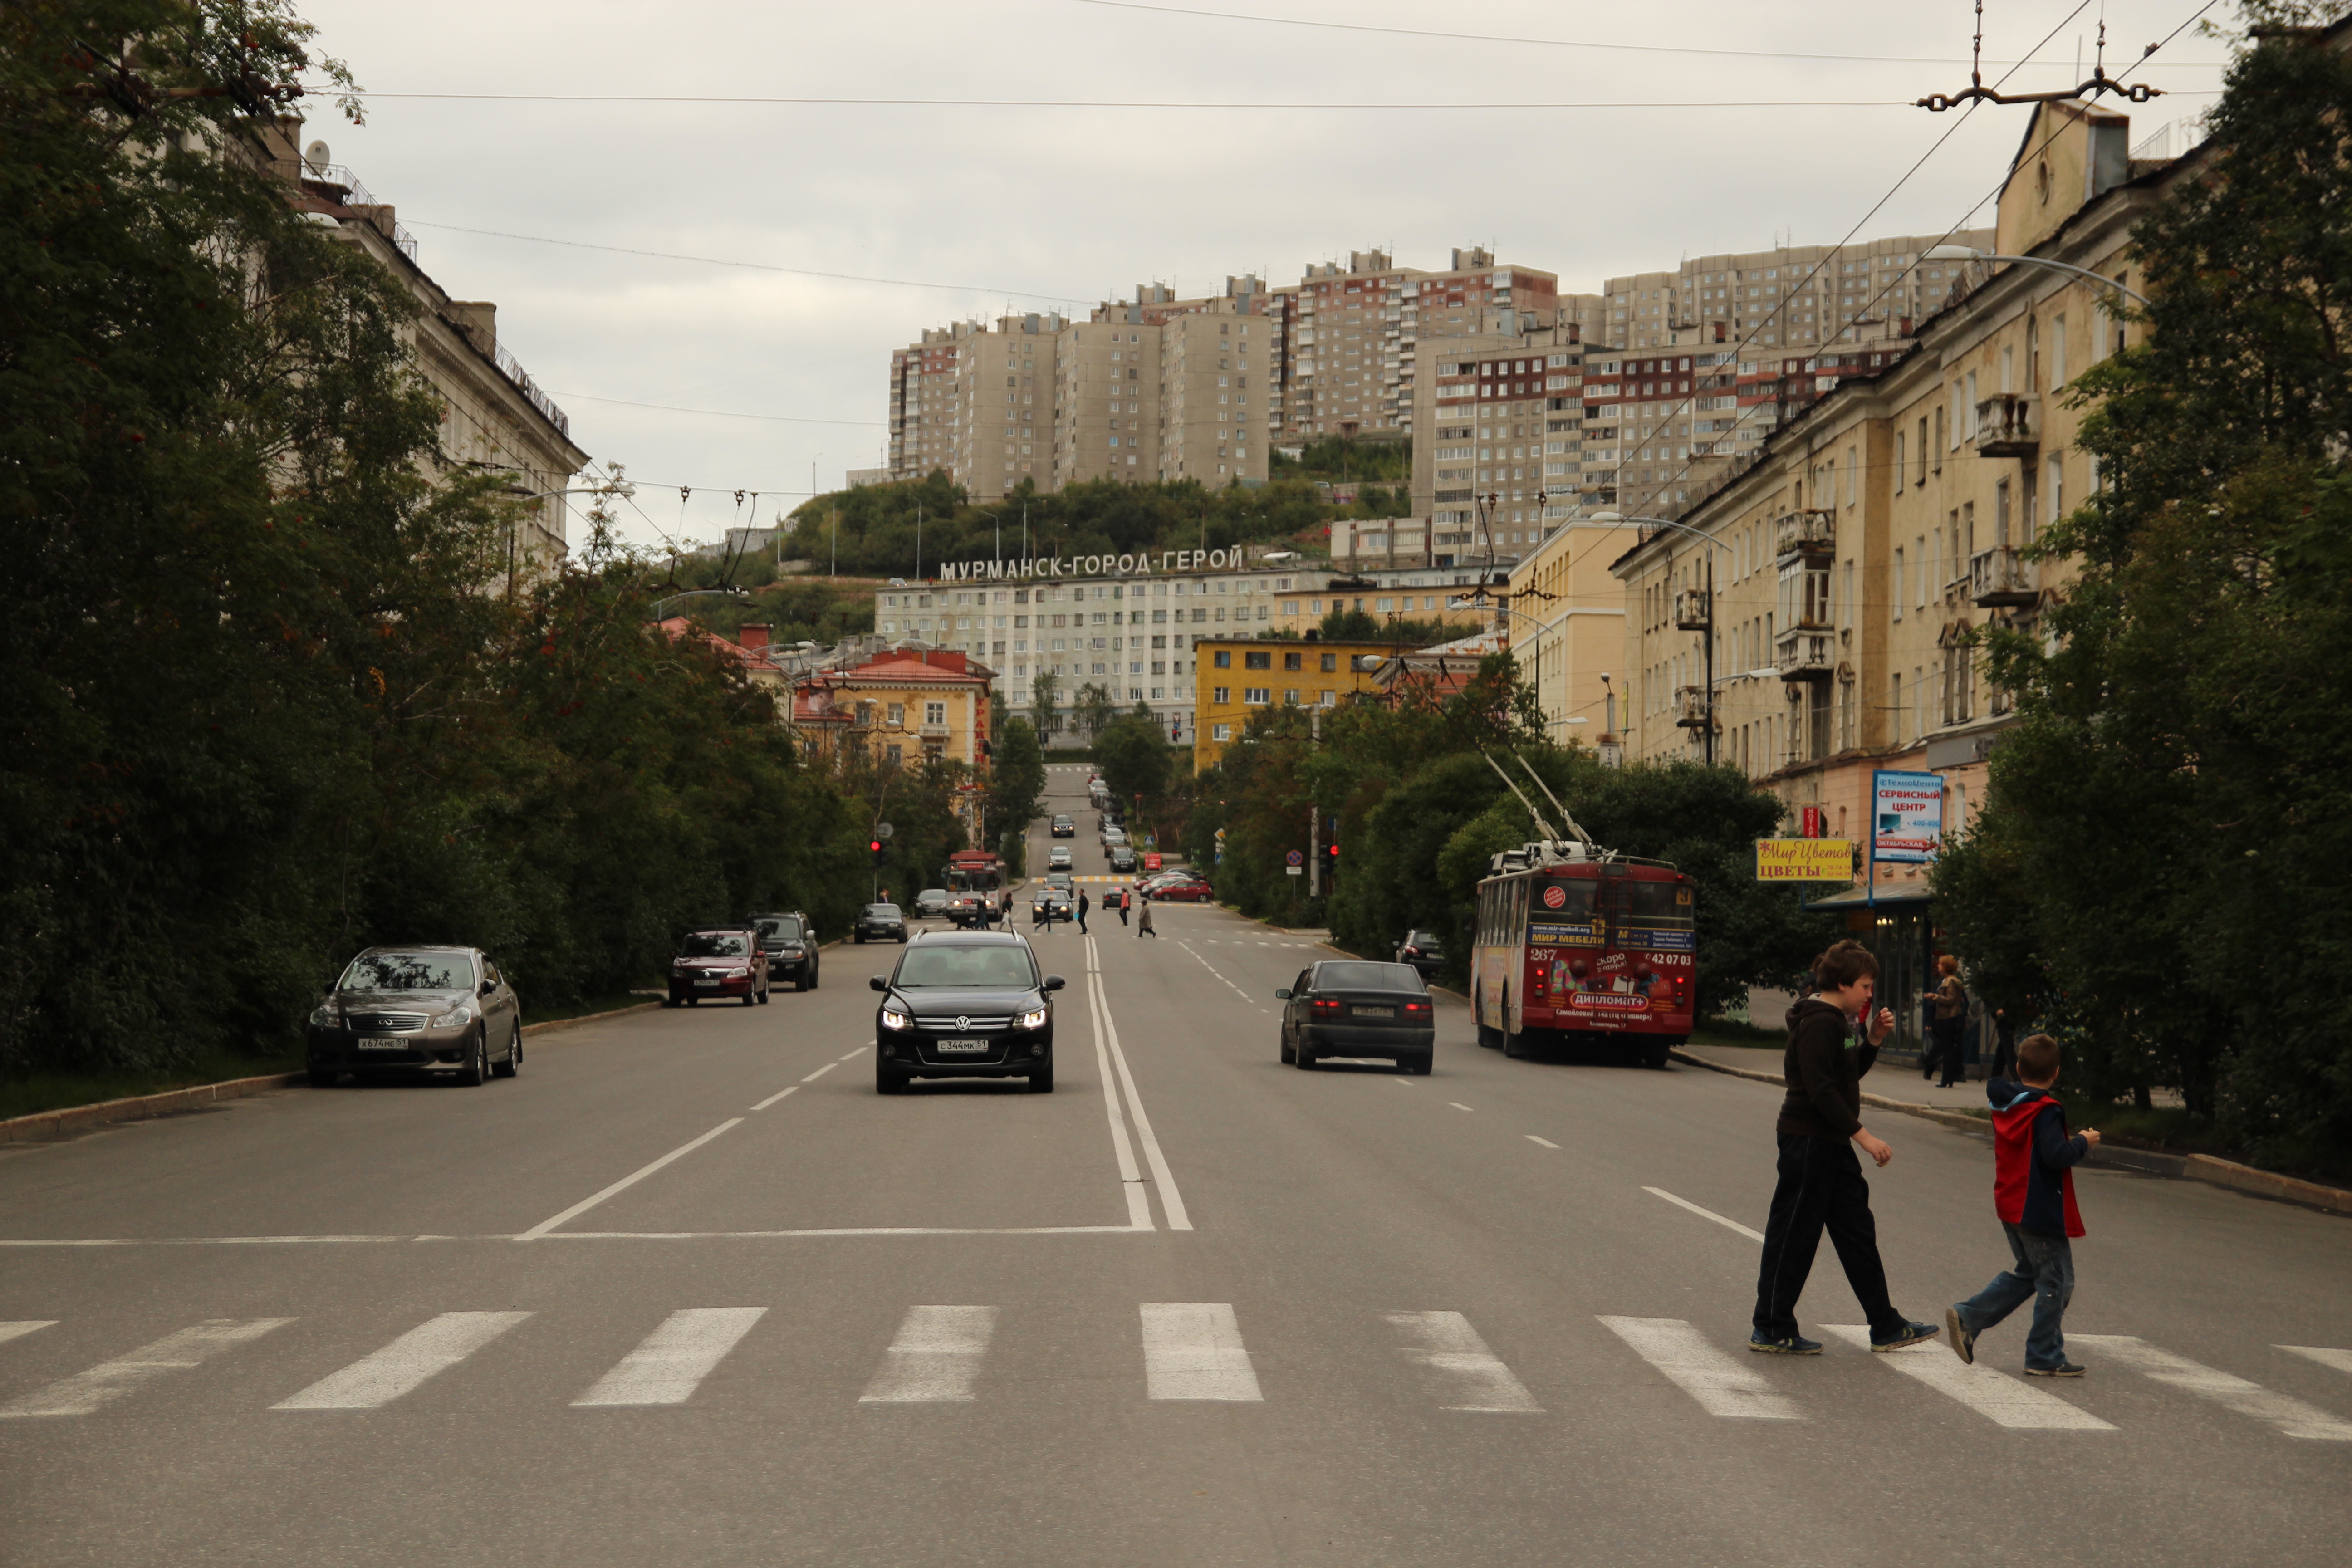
[1323,841,1339,872]
[869,838,886,868]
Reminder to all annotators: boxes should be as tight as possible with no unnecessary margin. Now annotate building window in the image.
[1320,653,1338,672]
[1244,650,1271,670]
[887,703,905,726]
[1213,649,1231,668]
[1243,687,1270,705]
[925,701,946,726]
[1213,686,1230,704]
[1212,724,1231,742]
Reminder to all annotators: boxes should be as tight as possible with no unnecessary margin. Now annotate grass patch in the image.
[0,1044,304,1124]
[527,990,661,1026]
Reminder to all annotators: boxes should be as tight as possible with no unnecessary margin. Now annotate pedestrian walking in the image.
[1116,886,1131,927]
[1751,938,1940,1357]
[1929,956,1969,1088]
[1989,1007,2019,1081]
[1077,889,1090,934]
[1946,1034,2100,1377]
[1137,895,1156,939]
[1032,895,1052,934]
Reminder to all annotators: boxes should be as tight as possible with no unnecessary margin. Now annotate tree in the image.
[1072,682,1117,745]
[987,716,1046,841]
[1094,715,1171,811]
[1950,15,2352,1167]
[1029,670,1062,743]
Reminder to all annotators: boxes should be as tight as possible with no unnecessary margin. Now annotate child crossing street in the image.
[1946,1034,2100,1377]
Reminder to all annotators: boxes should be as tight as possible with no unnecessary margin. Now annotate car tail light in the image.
[1311,998,1341,1015]
[1404,1000,1430,1015]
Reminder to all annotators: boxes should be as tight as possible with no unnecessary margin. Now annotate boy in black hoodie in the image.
[1945,1033,2100,1375]
[1750,939,1940,1356]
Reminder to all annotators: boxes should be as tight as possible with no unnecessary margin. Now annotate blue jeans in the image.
[1955,1222,2074,1369]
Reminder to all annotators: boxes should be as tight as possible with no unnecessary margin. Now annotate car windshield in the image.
[920,890,946,903]
[680,932,749,958]
[1315,961,1426,993]
[893,945,1038,988]
[1053,816,1071,826]
[867,905,902,918]
[340,951,476,992]
[1409,931,1442,947]
[755,917,802,941]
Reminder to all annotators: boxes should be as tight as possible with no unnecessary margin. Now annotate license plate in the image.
[356,1037,407,1051]
[1353,1005,1395,1019]
[933,1039,988,1054]
[694,978,720,987]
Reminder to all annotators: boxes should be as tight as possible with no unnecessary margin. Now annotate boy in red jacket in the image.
[1945,1033,2102,1376]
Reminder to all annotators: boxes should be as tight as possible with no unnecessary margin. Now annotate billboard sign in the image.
[1871,770,1945,864]
[1756,839,1853,881]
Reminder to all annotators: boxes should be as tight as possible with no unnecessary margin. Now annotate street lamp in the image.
[1920,245,2151,306]
[1591,510,1744,766]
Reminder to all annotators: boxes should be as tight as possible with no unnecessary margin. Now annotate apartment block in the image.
[887,329,964,482]
[951,314,1065,503]
[1159,311,1269,486]
[1406,325,1587,565]
[1054,318,1161,486]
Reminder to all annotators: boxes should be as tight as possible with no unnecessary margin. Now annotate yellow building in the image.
[1272,578,1492,633]
[1191,636,1413,773]
[1504,516,1642,748]
[786,648,993,772]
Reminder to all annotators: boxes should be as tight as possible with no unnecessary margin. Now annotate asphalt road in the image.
[2,764,2348,1567]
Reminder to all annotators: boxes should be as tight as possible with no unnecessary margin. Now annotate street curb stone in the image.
[1667,1047,2352,1217]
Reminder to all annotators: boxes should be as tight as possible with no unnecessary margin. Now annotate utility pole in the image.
[1309,803,1320,898]
[1703,550,1717,766]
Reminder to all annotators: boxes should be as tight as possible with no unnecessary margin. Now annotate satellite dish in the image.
[304,140,331,172]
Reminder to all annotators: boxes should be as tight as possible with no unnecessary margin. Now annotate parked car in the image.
[1148,876,1214,903]
[1276,960,1436,1074]
[1047,845,1073,870]
[914,888,951,920]
[1050,814,1074,838]
[1101,826,1128,849]
[667,927,769,1007]
[752,911,820,991]
[1395,928,1446,980]
[1108,844,1137,872]
[871,931,1065,1093]
[854,903,910,943]
[306,946,523,1087]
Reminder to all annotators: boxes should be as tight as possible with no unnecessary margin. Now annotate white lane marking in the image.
[1527,1136,1562,1149]
[1819,1325,2113,1430]
[274,1311,530,1411]
[1448,1102,1474,1112]
[0,1321,56,1347]
[573,1308,768,1407]
[1093,969,1193,1231]
[1643,1185,1766,1243]
[2279,1345,2352,1377]
[1141,1303,1262,1401]
[0,1235,411,1248]
[1084,939,1153,1230]
[1598,1317,1801,1421]
[750,1085,799,1111]
[547,1225,1152,1238]
[519,1120,743,1241]
[273,1316,531,1410]
[1384,1311,1543,1412]
[838,1046,868,1061]
[860,1306,999,1403]
[801,1062,838,1083]
[2072,1335,2352,1440]
[0,1318,291,1418]
[1392,1078,1416,1087]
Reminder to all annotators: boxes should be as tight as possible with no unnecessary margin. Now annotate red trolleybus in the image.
[942,850,1005,927]
[1470,841,1696,1069]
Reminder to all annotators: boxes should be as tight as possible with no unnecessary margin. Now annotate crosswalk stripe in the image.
[859,1306,998,1403]
[2278,1345,2352,1377]
[1384,1311,1542,1412]
[1598,1317,1801,1421]
[573,1308,767,1407]
[0,1318,292,1418]
[1820,1325,2113,1429]
[273,1312,530,1411]
[2072,1334,2352,1440]
[0,1321,56,1348]
[1141,1303,1262,1401]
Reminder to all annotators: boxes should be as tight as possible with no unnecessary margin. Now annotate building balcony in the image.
[1773,509,1835,563]
[1673,686,1713,729]
[1775,630,1837,682]
[1972,393,2038,457]
[1673,588,1711,631]
[1970,546,2038,607]
[919,722,951,740]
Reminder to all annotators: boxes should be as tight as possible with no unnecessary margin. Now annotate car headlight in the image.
[309,1004,340,1028]
[429,1006,475,1029]
[1016,1005,1049,1030]
[724,967,749,978]
[880,1006,911,1030]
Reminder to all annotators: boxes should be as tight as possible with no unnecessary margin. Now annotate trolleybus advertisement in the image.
[1870,770,1945,863]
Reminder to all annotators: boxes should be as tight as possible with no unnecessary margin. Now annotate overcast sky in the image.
[294,0,2230,555]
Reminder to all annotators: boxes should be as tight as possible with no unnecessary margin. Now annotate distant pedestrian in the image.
[1929,956,1969,1088]
[1751,939,1939,1357]
[1137,897,1156,939]
[1077,889,1091,934]
[1032,896,1052,934]
[1989,1007,2019,1081]
[1947,1034,2099,1377]
[1116,886,1131,926]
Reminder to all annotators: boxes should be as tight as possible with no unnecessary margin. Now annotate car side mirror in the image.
[1274,987,1292,1000]
[869,975,888,992]
[1043,975,1066,992]
[481,977,499,995]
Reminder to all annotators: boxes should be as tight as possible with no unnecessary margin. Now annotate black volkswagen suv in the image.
[870,931,1063,1093]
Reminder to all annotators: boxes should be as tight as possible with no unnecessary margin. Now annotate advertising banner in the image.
[1756,838,1853,881]
[1871,770,1945,863]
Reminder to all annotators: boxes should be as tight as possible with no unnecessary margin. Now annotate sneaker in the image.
[1748,1332,1823,1355]
[2025,1361,2087,1377]
[1945,1306,1975,1366]
[1870,1320,1941,1352]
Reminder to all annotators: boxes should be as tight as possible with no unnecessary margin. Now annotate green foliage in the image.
[987,717,1047,844]
[1318,605,1465,647]
[1948,24,2352,1167]
[1270,435,1412,485]
[1094,715,1171,809]
[1029,670,1062,741]
[1071,681,1117,744]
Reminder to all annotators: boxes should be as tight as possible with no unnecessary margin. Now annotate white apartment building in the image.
[1054,318,1162,485]
[1406,325,1588,564]
[951,314,1065,503]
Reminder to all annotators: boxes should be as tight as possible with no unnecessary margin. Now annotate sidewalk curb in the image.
[1667,1048,2352,1217]
[521,1000,663,1038]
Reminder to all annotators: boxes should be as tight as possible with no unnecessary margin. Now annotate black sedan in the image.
[870,932,1064,1093]
[306,946,524,1087]
[752,911,820,991]
[854,903,909,943]
[1394,928,1446,980]
[1276,960,1436,1074]
[1050,814,1074,838]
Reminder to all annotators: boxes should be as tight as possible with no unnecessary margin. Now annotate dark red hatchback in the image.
[665,928,769,1007]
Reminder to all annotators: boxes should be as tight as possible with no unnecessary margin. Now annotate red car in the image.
[1147,876,1215,903]
[666,927,770,1006]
